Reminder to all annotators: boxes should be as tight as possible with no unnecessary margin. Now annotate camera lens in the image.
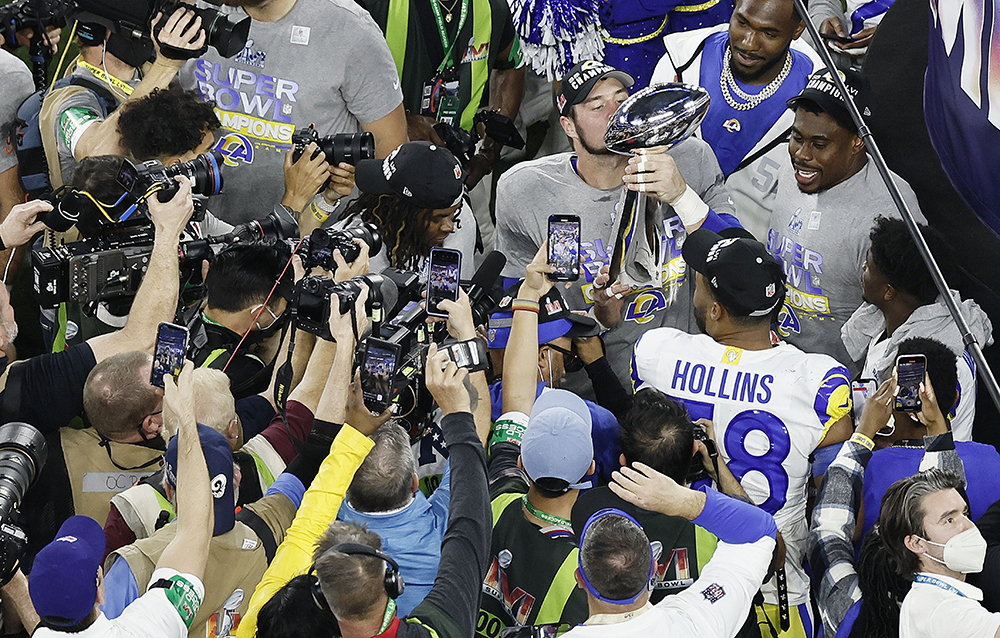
[196,7,251,58]
[162,152,225,198]
[0,423,46,526]
[330,132,375,166]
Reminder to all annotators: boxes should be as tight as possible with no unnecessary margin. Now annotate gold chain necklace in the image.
[436,0,459,22]
[719,46,792,111]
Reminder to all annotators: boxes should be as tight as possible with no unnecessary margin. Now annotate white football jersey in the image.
[631,328,851,606]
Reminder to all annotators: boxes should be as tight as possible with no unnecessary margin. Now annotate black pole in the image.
[790,0,1000,415]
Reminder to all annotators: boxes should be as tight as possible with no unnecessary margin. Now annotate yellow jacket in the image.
[236,424,375,638]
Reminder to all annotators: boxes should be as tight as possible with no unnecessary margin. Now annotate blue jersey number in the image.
[680,398,791,515]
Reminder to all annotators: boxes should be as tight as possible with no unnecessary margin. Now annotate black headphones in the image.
[76,22,108,46]
[310,543,405,611]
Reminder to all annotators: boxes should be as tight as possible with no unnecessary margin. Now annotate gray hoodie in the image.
[841,291,993,440]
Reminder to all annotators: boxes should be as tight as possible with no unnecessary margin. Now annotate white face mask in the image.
[918,526,988,574]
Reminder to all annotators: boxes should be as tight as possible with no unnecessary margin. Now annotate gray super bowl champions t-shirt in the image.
[180,0,404,224]
[764,143,925,373]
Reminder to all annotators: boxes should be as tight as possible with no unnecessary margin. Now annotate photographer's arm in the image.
[502,243,552,415]
[88,178,193,362]
[156,362,212,581]
[361,104,410,160]
[74,8,206,160]
[286,337,335,415]
[0,570,39,635]
[437,291,491,446]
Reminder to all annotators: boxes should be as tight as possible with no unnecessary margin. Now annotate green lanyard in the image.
[429,0,470,73]
[521,494,572,528]
[378,599,397,634]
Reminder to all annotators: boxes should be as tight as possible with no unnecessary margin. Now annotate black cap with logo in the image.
[786,69,872,133]
[556,60,635,116]
[355,142,465,210]
[682,227,786,318]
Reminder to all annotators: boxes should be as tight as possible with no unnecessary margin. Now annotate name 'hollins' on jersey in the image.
[669,360,774,404]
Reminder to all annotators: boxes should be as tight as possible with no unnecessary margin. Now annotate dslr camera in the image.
[291,127,375,166]
[301,223,383,271]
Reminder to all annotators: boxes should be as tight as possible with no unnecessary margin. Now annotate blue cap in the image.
[29,516,106,625]
[486,283,599,349]
[521,389,594,492]
[165,424,235,536]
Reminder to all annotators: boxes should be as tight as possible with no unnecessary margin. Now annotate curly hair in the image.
[338,193,461,271]
[116,86,220,161]
[868,216,955,305]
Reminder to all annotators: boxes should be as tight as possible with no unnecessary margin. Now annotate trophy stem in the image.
[607,188,645,285]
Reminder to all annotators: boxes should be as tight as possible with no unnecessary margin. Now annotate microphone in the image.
[464,251,506,326]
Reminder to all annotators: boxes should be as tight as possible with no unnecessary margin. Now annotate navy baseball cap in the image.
[682,227,786,318]
[29,516,106,626]
[355,142,465,210]
[557,60,634,116]
[487,283,600,349]
[165,424,236,537]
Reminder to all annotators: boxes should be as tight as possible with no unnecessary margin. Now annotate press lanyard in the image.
[77,59,135,96]
[378,599,397,634]
[429,0,470,73]
[521,494,572,528]
[913,574,968,598]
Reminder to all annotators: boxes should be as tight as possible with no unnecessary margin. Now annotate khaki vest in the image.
[107,494,295,638]
[61,427,162,526]
[110,438,286,543]
[110,482,174,541]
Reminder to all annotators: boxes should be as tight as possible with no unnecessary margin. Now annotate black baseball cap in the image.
[487,282,600,348]
[682,228,786,318]
[786,69,872,133]
[557,60,634,116]
[355,142,465,210]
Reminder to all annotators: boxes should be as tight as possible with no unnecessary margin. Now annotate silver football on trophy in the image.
[605,83,711,154]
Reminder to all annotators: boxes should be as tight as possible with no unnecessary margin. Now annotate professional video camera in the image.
[298,222,383,271]
[32,206,295,309]
[36,152,225,234]
[70,0,250,58]
[291,126,375,166]
[0,422,47,586]
[433,110,526,164]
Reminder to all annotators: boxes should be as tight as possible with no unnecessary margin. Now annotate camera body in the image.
[303,223,383,271]
[291,127,375,166]
[71,0,250,58]
[120,152,225,203]
[295,273,392,342]
[686,424,717,484]
[0,0,71,49]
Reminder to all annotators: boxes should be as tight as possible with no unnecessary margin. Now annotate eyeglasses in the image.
[544,343,584,373]
[250,303,281,331]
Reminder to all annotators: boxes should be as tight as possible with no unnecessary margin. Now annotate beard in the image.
[693,302,708,335]
[573,124,612,156]
[222,0,269,7]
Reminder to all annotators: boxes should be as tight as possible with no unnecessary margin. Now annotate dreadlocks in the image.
[338,193,461,271]
[854,526,911,638]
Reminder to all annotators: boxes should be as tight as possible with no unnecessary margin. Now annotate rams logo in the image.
[723,118,741,132]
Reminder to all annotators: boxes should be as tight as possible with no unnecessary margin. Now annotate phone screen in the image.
[426,249,461,317]
[150,323,189,388]
[548,216,581,281]
[362,339,400,413]
[894,356,926,412]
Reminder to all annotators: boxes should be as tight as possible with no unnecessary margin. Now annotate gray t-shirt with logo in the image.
[495,137,736,388]
[180,0,403,224]
[0,50,33,175]
[764,144,925,373]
